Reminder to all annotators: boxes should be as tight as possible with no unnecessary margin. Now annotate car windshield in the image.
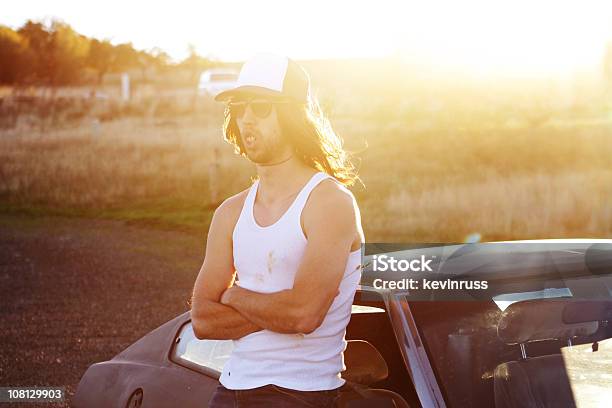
[406,247,612,408]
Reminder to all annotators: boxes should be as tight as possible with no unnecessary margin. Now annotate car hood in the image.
[112,311,190,365]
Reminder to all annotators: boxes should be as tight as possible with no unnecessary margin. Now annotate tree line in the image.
[0,19,214,87]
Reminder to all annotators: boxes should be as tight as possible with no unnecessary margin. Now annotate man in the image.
[190,53,364,407]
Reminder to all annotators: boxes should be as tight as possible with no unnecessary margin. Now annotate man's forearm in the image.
[222,286,321,334]
[191,299,261,340]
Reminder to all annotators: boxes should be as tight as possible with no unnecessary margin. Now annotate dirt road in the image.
[0,213,205,407]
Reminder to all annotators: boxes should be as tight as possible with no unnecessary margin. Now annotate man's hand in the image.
[220,285,238,305]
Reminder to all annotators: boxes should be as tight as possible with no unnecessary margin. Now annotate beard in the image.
[242,129,290,165]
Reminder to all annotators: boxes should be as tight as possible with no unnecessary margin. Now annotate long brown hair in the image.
[222,95,359,187]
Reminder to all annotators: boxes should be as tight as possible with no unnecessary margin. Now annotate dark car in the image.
[74,241,612,407]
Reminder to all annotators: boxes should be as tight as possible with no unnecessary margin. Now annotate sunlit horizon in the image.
[3,0,612,78]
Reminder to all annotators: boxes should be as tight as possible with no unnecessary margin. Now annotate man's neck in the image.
[256,157,317,203]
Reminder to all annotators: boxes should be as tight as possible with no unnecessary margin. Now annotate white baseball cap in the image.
[214,53,311,103]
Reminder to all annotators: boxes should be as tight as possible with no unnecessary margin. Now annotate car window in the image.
[351,304,385,314]
[492,287,572,311]
[408,279,611,407]
[171,324,234,375]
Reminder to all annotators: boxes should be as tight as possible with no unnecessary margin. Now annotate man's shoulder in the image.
[310,178,356,208]
[214,187,250,222]
[302,176,362,242]
[304,177,357,221]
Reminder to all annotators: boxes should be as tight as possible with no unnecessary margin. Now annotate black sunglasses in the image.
[228,99,291,119]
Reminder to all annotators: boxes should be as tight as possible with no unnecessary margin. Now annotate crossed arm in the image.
[190,196,260,340]
[190,183,358,339]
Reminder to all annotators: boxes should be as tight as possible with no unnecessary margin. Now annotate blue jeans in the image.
[208,384,340,408]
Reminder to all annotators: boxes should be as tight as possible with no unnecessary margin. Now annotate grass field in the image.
[1,67,611,242]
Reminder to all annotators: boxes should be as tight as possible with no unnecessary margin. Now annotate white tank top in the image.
[219,171,362,391]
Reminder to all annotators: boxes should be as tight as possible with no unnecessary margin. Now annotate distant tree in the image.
[178,44,216,89]
[16,20,90,86]
[87,38,114,85]
[17,20,53,84]
[136,49,156,82]
[48,21,90,85]
[1,19,182,88]
[89,41,152,84]
[0,26,33,84]
[149,47,171,74]
[112,43,140,73]
[182,44,202,85]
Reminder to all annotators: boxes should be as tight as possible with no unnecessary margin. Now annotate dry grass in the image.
[0,116,249,204]
[383,171,612,242]
[1,75,611,242]
[348,112,612,241]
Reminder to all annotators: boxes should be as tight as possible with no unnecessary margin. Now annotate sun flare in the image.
[2,0,612,77]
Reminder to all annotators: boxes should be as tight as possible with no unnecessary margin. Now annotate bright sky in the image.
[3,0,612,77]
